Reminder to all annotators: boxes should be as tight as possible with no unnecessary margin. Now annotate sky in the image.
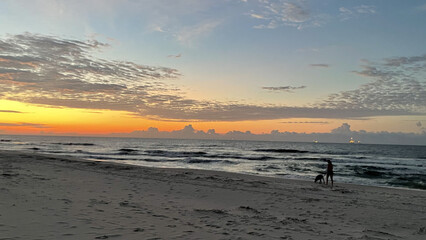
[0,0,425,144]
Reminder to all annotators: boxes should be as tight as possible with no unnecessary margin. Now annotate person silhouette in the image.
[326,159,333,187]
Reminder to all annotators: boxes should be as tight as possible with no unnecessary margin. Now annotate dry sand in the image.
[0,150,425,240]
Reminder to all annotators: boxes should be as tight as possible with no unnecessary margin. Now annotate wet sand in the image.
[0,150,425,239]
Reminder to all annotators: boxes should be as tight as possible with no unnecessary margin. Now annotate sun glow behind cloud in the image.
[0,100,153,134]
[0,99,334,135]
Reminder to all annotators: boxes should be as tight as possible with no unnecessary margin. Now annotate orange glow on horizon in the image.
[1,100,420,136]
[0,99,336,135]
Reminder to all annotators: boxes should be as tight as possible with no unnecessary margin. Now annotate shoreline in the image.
[1,150,426,239]
[90,156,424,193]
[32,149,426,192]
[1,136,425,192]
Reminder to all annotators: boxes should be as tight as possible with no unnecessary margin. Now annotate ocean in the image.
[1,135,425,190]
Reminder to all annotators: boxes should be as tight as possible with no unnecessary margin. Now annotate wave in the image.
[287,165,313,173]
[144,150,208,158]
[255,165,281,172]
[0,139,12,142]
[350,165,398,179]
[181,151,208,156]
[72,150,111,156]
[143,150,263,162]
[199,144,220,148]
[118,148,139,155]
[141,158,178,163]
[246,156,275,161]
[389,174,426,190]
[186,159,221,164]
[144,150,166,155]
[88,155,129,161]
[44,150,73,154]
[201,153,275,161]
[321,150,351,156]
[53,142,96,146]
[201,153,243,159]
[254,149,309,153]
[293,157,330,161]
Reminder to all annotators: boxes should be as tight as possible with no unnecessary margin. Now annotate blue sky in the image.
[0,0,425,139]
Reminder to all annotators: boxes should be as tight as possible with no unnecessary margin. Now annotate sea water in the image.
[1,135,425,190]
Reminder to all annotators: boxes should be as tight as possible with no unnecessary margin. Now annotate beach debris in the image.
[238,206,260,213]
[95,234,121,239]
[194,208,228,215]
[280,217,307,225]
[89,199,110,205]
[95,236,109,239]
[416,227,426,235]
[58,198,72,204]
[1,173,19,177]
[247,231,265,236]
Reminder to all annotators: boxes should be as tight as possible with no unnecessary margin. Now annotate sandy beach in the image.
[0,150,425,240]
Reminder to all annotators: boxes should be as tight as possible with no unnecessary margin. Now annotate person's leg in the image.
[326,173,329,185]
[331,174,334,187]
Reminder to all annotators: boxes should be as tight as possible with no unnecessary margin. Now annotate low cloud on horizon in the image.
[1,121,424,145]
[109,123,426,146]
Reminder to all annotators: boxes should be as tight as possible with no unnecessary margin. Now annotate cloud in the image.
[277,1,310,23]
[0,33,424,122]
[0,33,181,114]
[151,25,166,33]
[262,86,306,92]
[383,54,426,67]
[250,13,266,19]
[0,122,50,128]
[355,5,376,14]
[318,54,426,116]
[330,122,351,134]
[251,0,324,30]
[310,64,329,68]
[248,2,376,29]
[112,123,426,146]
[175,20,222,46]
[250,0,332,30]
[7,0,223,46]
[281,121,329,124]
[143,104,419,122]
[168,53,182,58]
[0,110,24,113]
[339,5,376,21]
